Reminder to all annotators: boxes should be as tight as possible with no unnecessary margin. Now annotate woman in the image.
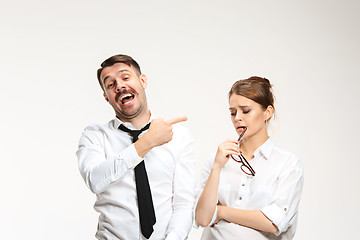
[195,77,304,240]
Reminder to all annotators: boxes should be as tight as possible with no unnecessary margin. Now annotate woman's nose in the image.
[235,112,242,121]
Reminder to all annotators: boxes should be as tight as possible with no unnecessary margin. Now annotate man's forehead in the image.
[100,62,132,81]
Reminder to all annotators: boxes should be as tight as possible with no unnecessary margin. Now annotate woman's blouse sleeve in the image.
[260,156,304,236]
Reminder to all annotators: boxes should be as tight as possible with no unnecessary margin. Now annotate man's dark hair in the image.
[97,54,142,91]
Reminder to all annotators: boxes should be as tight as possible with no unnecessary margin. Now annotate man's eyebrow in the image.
[103,69,130,84]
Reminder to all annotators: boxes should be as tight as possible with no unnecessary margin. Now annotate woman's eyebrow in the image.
[229,105,250,110]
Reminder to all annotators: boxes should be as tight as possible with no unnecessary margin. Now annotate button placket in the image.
[236,180,247,206]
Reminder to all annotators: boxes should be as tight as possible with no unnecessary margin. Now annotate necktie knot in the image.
[118,123,150,142]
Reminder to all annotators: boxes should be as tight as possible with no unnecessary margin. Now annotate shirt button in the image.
[242,183,245,186]
[284,208,287,212]
[238,197,242,200]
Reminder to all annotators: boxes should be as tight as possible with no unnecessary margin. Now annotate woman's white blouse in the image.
[195,138,304,240]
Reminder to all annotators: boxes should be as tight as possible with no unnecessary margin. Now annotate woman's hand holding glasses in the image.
[213,128,256,176]
[213,139,240,170]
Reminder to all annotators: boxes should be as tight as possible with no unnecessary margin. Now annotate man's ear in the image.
[103,92,109,102]
[139,74,148,89]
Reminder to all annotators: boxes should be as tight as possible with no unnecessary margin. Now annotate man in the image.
[77,54,196,240]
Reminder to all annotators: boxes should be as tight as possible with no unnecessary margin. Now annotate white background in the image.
[1,0,359,239]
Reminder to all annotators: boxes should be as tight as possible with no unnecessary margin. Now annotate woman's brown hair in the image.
[229,76,275,114]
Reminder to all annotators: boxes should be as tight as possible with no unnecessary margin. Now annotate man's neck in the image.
[117,110,151,130]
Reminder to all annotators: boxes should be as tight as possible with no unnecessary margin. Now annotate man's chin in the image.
[117,108,142,120]
[114,100,148,120]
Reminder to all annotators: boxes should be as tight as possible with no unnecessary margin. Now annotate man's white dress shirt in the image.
[77,117,196,240]
[195,138,304,240]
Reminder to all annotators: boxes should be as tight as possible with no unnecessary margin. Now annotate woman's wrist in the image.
[211,163,223,172]
[216,205,223,220]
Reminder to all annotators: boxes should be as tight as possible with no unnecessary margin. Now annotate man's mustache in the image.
[115,89,136,102]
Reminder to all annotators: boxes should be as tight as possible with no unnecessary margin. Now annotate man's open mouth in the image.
[119,93,135,105]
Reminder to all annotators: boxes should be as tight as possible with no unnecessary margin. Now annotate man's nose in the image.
[115,79,125,92]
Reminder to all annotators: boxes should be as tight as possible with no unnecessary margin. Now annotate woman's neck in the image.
[240,130,269,160]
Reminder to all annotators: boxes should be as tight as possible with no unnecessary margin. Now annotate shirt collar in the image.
[253,138,275,160]
[114,113,154,130]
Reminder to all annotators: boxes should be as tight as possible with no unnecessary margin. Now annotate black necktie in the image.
[118,123,156,239]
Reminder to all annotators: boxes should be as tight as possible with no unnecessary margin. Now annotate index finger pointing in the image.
[166,116,188,125]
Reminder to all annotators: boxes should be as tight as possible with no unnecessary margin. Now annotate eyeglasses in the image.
[230,128,256,176]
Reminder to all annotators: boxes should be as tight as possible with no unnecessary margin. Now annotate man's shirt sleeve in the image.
[165,126,197,240]
[77,125,142,194]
